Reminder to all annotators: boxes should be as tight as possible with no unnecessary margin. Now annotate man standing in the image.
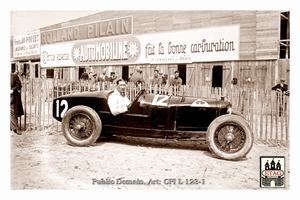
[151,69,162,86]
[272,78,288,94]
[80,69,89,81]
[100,69,109,82]
[161,73,168,86]
[169,70,182,95]
[272,78,289,116]
[10,71,24,135]
[129,67,144,86]
[108,72,117,83]
[93,73,100,84]
[170,70,182,86]
[108,79,131,116]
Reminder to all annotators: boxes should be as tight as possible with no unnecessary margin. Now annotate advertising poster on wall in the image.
[13,30,40,58]
[41,25,239,67]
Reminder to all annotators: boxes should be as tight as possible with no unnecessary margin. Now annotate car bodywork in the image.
[53,89,253,160]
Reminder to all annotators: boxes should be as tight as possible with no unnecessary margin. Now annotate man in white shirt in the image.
[108,79,131,116]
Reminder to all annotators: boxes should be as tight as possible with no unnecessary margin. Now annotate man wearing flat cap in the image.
[272,78,289,116]
[272,78,288,94]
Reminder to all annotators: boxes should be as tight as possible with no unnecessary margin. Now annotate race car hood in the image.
[56,89,230,109]
[140,93,230,108]
[57,90,112,99]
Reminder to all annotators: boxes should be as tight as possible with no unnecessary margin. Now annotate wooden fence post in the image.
[275,94,280,145]
[280,94,284,146]
[285,95,290,147]
[28,79,32,131]
[23,77,27,131]
[270,91,274,144]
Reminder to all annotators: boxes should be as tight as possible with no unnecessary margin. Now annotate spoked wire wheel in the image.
[214,122,246,153]
[68,113,94,141]
[207,114,253,160]
[62,106,102,146]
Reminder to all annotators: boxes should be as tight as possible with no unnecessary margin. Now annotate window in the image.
[35,64,39,78]
[212,65,223,88]
[46,69,54,78]
[178,64,186,85]
[11,63,16,73]
[79,67,85,79]
[23,63,29,76]
[122,65,129,81]
[279,11,290,59]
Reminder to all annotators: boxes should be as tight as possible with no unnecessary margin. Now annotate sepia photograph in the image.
[6,0,298,198]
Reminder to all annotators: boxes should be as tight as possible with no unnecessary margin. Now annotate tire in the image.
[206,114,253,160]
[232,111,245,119]
[62,105,102,146]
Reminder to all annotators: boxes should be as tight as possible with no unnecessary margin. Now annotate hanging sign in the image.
[13,30,40,58]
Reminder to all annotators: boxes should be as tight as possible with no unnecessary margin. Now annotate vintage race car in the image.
[52,89,253,160]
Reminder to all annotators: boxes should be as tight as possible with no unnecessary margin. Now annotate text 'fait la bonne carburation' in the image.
[145,39,236,58]
[74,38,236,62]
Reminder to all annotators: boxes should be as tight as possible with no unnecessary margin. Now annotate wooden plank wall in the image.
[256,11,279,59]
[277,59,290,85]
[222,63,233,90]
[39,11,285,90]
[233,11,257,60]
[154,12,173,32]
[190,11,213,28]
[185,60,279,91]
[40,10,280,61]
[230,60,276,91]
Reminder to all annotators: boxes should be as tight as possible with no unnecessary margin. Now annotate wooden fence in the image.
[18,78,289,147]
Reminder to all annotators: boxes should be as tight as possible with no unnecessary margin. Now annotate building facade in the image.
[10,30,41,78]
[12,10,290,90]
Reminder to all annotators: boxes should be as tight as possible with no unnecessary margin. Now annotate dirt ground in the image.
[10,129,290,190]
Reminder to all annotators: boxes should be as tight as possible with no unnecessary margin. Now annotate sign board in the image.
[13,30,40,58]
[41,25,240,67]
[41,16,133,45]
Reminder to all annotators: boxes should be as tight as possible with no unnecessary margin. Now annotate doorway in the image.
[178,64,186,85]
[78,68,85,79]
[122,66,129,81]
[35,64,39,78]
[22,63,30,77]
[212,65,223,88]
[11,63,16,73]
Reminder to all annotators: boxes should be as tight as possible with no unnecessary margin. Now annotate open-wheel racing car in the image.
[52,89,254,160]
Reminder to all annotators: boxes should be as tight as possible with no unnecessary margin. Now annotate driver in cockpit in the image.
[108,79,131,116]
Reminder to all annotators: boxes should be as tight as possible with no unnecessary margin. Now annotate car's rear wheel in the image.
[206,114,253,160]
[62,105,102,146]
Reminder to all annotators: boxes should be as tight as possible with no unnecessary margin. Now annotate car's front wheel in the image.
[206,114,253,160]
[62,105,102,146]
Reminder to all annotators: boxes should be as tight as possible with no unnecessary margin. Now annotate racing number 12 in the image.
[56,99,68,118]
